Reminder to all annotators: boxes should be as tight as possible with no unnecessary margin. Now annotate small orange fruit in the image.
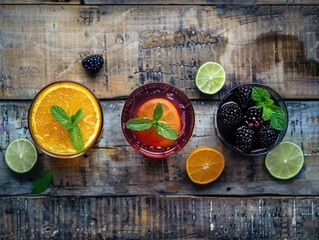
[186,146,225,184]
[135,98,181,147]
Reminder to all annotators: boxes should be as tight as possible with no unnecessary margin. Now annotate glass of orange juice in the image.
[121,83,195,158]
[28,81,103,158]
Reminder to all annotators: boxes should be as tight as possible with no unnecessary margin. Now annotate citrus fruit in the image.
[5,139,38,173]
[29,81,103,155]
[135,98,181,147]
[186,146,225,184]
[195,61,226,94]
[265,141,304,180]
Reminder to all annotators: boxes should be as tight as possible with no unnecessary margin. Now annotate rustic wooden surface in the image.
[1,0,319,5]
[0,1,319,239]
[1,196,319,239]
[1,100,319,196]
[0,5,318,100]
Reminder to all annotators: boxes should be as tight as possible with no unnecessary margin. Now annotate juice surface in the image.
[29,82,103,156]
[135,98,181,147]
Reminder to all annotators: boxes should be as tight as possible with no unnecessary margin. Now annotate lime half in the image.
[195,62,226,94]
[265,141,304,180]
[5,139,38,173]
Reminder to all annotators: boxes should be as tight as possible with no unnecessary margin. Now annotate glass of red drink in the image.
[121,82,195,158]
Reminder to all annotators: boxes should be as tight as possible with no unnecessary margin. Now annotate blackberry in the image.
[235,126,256,152]
[218,101,243,126]
[245,106,263,129]
[82,54,104,73]
[258,124,279,148]
[235,85,254,108]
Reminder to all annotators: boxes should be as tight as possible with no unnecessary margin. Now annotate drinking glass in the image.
[121,82,195,158]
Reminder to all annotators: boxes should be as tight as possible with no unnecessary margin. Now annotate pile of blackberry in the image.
[217,85,280,153]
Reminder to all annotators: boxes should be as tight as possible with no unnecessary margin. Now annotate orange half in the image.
[29,82,103,156]
[135,98,181,147]
[186,146,225,184]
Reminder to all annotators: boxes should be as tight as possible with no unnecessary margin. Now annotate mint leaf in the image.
[126,118,153,131]
[50,106,71,126]
[154,121,178,140]
[50,106,85,152]
[64,122,74,130]
[269,107,286,130]
[252,87,286,130]
[270,104,283,112]
[264,98,274,107]
[125,101,179,141]
[252,87,271,105]
[69,124,84,152]
[153,103,163,121]
[32,170,54,194]
[72,109,84,124]
[262,106,272,121]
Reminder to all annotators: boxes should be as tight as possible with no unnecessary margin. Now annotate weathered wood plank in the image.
[1,100,318,196]
[0,196,318,239]
[0,0,80,4]
[0,5,318,99]
[1,0,319,5]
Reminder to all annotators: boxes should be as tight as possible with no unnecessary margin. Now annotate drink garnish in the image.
[5,139,38,173]
[50,106,85,152]
[252,87,286,130]
[265,141,304,179]
[32,170,54,194]
[126,103,179,140]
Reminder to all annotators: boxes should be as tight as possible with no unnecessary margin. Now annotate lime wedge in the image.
[265,141,304,180]
[5,139,38,173]
[195,61,226,94]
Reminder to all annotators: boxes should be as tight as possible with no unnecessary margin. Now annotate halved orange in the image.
[186,146,225,184]
[135,98,181,147]
[29,81,103,156]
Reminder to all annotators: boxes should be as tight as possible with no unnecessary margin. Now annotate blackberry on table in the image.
[82,54,104,73]
[235,85,254,108]
[235,126,256,153]
[258,124,279,148]
[218,101,243,126]
[245,106,263,129]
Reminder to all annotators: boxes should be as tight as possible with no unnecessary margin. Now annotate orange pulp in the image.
[29,82,103,156]
[186,146,225,184]
[135,98,181,147]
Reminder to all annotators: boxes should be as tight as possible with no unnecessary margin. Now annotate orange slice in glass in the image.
[29,81,103,156]
[186,146,225,184]
[135,98,181,147]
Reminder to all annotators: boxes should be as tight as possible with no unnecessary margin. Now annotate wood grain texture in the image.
[0,0,80,4]
[1,100,318,196]
[0,2,319,238]
[0,5,318,99]
[0,196,318,239]
[1,0,319,5]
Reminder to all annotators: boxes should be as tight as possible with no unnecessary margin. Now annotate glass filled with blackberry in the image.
[215,84,288,156]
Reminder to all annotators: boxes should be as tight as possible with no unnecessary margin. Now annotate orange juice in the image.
[28,81,103,158]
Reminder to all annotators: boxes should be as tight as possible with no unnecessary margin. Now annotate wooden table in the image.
[1,0,319,239]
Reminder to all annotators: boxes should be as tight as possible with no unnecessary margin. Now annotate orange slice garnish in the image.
[135,98,181,147]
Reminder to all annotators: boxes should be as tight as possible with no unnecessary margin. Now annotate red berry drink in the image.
[121,83,195,158]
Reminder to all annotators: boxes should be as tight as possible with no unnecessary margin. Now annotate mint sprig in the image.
[32,170,54,194]
[50,106,85,152]
[126,103,179,140]
[252,87,286,130]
